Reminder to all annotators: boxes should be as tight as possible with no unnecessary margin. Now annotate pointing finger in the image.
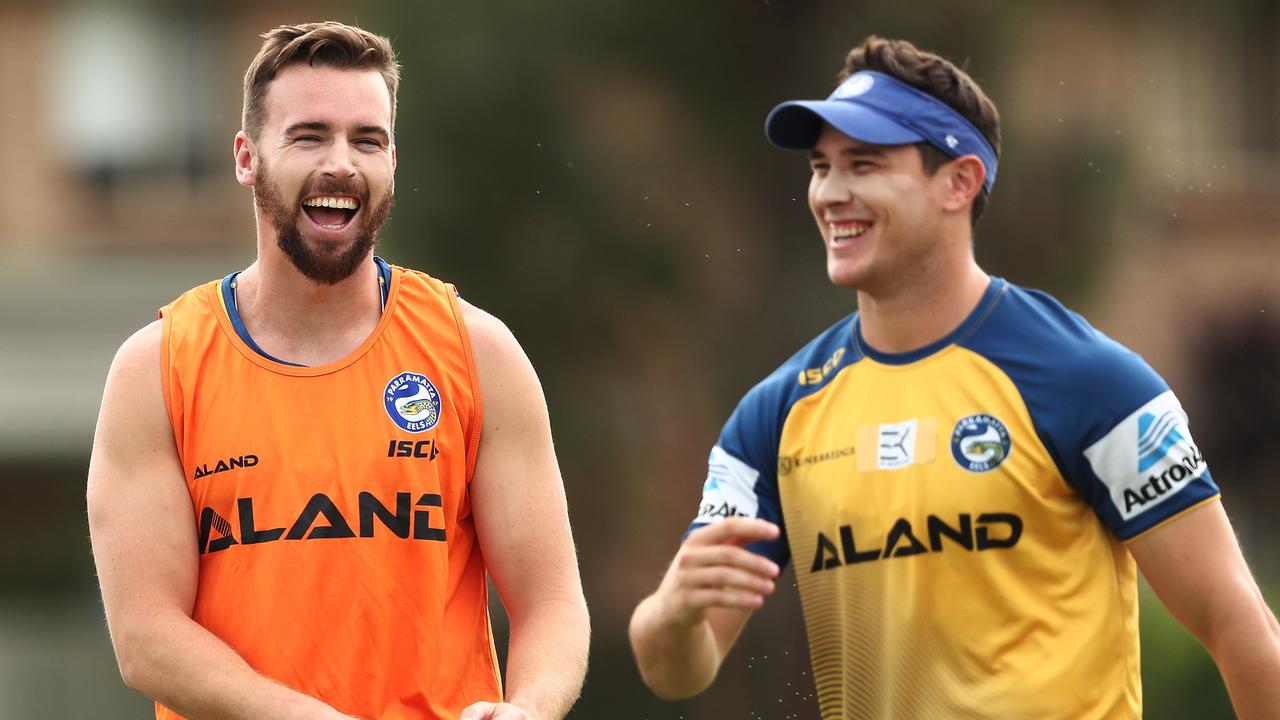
[687,517,779,548]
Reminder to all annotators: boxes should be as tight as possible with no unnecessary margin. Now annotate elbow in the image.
[1199,589,1280,663]
[115,644,146,692]
[635,660,715,702]
[110,625,161,695]
[628,610,717,701]
[646,677,709,702]
[117,654,147,693]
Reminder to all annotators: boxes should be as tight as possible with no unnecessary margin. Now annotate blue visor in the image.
[765,71,998,193]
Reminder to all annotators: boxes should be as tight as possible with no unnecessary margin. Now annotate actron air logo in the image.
[1083,390,1209,521]
[1137,410,1184,472]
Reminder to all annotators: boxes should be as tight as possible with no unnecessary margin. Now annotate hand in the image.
[655,517,781,628]
[460,701,532,720]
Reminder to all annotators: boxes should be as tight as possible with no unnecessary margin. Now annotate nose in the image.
[320,137,357,180]
[812,169,854,209]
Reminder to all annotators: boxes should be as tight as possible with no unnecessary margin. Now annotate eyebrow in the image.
[356,125,391,143]
[282,122,391,143]
[284,121,331,135]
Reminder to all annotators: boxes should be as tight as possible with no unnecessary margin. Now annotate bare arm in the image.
[1130,499,1280,720]
[628,518,781,699]
[87,321,355,720]
[459,303,590,720]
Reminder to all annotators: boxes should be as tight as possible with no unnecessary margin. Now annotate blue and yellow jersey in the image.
[688,278,1219,720]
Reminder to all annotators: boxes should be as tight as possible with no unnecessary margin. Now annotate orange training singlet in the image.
[157,264,501,719]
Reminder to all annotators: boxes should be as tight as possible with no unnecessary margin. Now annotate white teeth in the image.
[831,223,870,239]
[302,196,359,210]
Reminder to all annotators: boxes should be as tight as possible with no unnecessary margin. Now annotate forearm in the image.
[502,597,590,720]
[115,609,351,720]
[1207,592,1280,720]
[628,594,723,700]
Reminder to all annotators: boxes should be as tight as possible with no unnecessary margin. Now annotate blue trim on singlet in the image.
[220,256,393,368]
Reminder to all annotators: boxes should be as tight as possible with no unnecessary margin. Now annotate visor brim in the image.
[765,100,925,150]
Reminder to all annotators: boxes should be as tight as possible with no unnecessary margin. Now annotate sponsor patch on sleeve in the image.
[1083,390,1207,521]
[694,446,761,524]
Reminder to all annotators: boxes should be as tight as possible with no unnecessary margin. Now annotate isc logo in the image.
[387,439,439,459]
[798,347,846,386]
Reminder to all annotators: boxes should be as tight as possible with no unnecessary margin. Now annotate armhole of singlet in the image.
[445,283,484,484]
[157,304,182,454]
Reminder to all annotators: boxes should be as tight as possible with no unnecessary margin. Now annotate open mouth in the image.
[301,196,361,231]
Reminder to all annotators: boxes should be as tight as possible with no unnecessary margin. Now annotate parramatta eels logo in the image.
[384,372,443,433]
[950,414,1012,472]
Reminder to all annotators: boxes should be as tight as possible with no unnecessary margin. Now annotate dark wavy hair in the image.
[242,21,400,141]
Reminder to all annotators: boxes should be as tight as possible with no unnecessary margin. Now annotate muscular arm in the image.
[1130,499,1280,720]
[628,518,780,699]
[461,303,590,720]
[87,321,354,720]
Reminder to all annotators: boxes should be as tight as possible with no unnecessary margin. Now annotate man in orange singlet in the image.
[87,22,589,720]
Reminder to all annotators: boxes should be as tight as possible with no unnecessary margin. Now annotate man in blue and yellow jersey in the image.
[629,36,1280,719]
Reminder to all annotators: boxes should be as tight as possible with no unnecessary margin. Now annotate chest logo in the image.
[384,372,443,433]
[854,418,937,472]
[950,414,1012,472]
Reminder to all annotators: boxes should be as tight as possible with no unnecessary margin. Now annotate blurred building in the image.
[0,3,334,716]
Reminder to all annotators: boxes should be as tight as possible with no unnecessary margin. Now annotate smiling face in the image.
[807,123,952,294]
[237,63,396,284]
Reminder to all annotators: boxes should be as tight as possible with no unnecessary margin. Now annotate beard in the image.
[253,160,395,285]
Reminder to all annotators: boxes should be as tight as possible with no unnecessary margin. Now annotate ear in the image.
[940,155,985,215]
[391,142,397,172]
[234,131,257,187]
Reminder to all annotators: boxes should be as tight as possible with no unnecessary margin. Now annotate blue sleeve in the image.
[971,289,1219,540]
[683,313,857,567]
[684,376,791,566]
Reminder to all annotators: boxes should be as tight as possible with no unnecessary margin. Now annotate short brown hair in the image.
[242,21,400,141]
[839,36,1001,227]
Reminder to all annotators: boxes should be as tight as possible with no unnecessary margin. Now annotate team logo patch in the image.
[1083,390,1207,520]
[950,414,1012,472]
[384,372,442,433]
[834,73,875,99]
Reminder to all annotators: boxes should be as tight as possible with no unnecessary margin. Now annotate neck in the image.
[233,238,383,366]
[855,253,990,356]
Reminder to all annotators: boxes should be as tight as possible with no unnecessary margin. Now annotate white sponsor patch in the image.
[694,446,760,524]
[877,419,918,470]
[1083,390,1207,521]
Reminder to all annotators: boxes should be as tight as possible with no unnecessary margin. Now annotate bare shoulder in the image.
[455,298,548,422]
[456,297,538,385]
[457,297,522,358]
[111,319,165,377]
[93,318,171,459]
